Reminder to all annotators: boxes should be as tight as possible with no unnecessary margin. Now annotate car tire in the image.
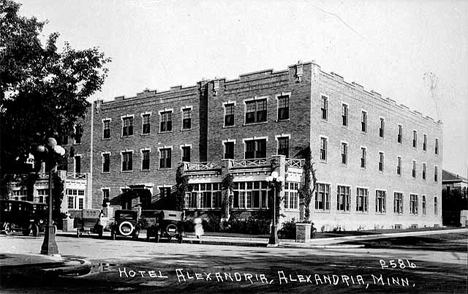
[32,224,39,237]
[23,225,31,236]
[4,223,12,235]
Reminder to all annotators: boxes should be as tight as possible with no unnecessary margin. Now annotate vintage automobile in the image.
[76,209,105,238]
[144,210,184,243]
[110,210,140,240]
[0,200,48,237]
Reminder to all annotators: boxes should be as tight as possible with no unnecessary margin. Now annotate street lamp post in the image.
[266,171,280,247]
[37,137,65,255]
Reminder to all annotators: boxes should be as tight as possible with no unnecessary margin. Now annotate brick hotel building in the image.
[67,61,443,230]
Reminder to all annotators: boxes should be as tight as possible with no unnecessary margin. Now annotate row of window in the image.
[102,94,292,139]
[98,136,291,172]
[316,183,438,215]
[103,108,193,139]
[320,137,439,181]
[321,95,439,154]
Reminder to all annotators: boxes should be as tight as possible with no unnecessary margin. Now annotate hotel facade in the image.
[65,61,443,231]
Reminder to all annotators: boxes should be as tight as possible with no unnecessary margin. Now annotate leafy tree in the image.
[0,1,111,191]
[298,148,317,223]
[175,164,189,211]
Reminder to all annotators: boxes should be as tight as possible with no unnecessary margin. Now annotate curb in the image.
[41,258,92,278]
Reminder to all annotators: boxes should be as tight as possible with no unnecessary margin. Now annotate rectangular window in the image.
[160,111,172,132]
[423,134,427,151]
[277,137,289,157]
[245,99,267,124]
[336,185,350,211]
[159,148,171,168]
[435,138,439,154]
[103,120,111,139]
[422,195,426,215]
[78,198,84,210]
[434,166,438,182]
[342,104,348,126]
[434,196,438,215]
[394,192,403,214]
[376,190,386,213]
[74,125,83,144]
[75,156,81,173]
[379,118,385,138]
[245,139,266,159]
[122,152,133,171]
[181,146,191,162]
[410,194,418,215]
[356,188,368,212]
[224,142,234,159]
[413,130,417,148]
[412,160,417,178]
[277,95,289,120]
[321,96,328,120]
[68,196,74,209]
[232,181,267,209]
[341,142,348,165]
[284,182,299,210]
[102,153,110,173]
[141,114,150,134]
[182,108,192,130]
[141,150,150,170]
[122,117,133,136]
[320,137,327,161]
[361,111,367,132]
[398,125,402,143]
[422,163,427,180]
[224,103,235,126]
[315,183,330,211]
[360,147,366,168]
[379,152,384,171]
[103,189,110,202]
[397,156,402,175]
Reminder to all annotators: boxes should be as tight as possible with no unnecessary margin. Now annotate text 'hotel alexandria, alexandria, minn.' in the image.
[66,61,443,231]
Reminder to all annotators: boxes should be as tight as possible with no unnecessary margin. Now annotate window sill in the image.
[337,211,351,214]
[121,170,133,173]
[180,128,192,132]
[313,210,331,213]
[243,121,268,126]
[140,133,151,136]
[375,212,386,215]
[121,135,134,138]
[355,211,369,214]
[222,125,236,129]
[276,118,290,123]
[141,169,150,172]
[102,138,111,141]
[159,131,173,134]
[319,160,327,164]
[101,171,111,174]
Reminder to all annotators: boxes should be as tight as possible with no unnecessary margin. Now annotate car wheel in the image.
[32,224,39,237]
[4,223,12,235]
[23,225,31,236]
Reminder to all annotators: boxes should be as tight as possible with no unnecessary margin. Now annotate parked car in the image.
[144,210,184,243]
[0,200,48,237]
[110,210,140,240]
[76,209,104,238]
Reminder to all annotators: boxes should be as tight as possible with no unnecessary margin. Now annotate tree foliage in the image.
[298,147,317,223]
[0,0,111,177]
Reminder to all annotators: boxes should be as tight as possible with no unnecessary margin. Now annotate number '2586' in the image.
[379,259,417,269]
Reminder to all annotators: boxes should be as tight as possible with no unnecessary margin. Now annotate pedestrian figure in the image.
[193,217,204,239]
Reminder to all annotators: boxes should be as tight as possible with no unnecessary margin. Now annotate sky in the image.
[17,0,468,177]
